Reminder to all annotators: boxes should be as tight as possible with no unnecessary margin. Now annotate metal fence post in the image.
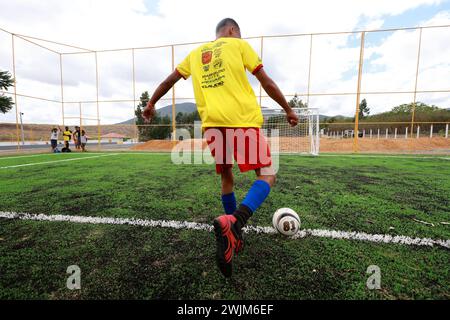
[411,28,423,137]
[95,52,101,149]
[11,34,21,150]
[353,31,365,153]
[59,54,65,127]
[259,36,264,107]
[171,45,176,141]
[132,48,137,143]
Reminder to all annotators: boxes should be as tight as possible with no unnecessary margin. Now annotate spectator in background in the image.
[62,126,72,150]
[80,130,88,152]
[73,126,81,150]
[50,127,60,152]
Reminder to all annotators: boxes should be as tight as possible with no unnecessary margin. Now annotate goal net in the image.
[262,108,320,155]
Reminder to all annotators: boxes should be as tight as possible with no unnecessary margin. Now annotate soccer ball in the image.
[272,208,301,236]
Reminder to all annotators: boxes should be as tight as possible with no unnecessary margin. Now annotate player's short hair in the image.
[216,18,240,34]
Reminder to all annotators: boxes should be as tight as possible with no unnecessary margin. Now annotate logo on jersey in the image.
[202,51,212,65]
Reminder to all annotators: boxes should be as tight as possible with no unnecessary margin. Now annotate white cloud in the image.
[0,0,449,124]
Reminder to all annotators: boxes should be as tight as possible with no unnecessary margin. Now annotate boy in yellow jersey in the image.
[143,18,298,277]
[62,126,72,150]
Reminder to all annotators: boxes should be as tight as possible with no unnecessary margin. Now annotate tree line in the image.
[134,91,201,141]
[0,70,14,114]
[324,99,450,133]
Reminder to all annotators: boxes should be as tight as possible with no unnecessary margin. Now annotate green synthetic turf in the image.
[0,152,449,299]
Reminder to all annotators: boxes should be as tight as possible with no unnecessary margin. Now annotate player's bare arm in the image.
[143,70,183,122]
[254,68,299,127]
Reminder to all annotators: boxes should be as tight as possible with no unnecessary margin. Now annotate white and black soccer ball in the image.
[272,208,301,236]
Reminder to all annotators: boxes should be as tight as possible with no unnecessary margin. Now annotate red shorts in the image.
[205,127,272,174]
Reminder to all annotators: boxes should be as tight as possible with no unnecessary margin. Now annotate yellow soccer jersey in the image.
[176,37,263,128]
[63,130,72,141]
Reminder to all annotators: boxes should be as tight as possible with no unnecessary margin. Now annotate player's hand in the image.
[143,102,156,123]
[286,110,299,127]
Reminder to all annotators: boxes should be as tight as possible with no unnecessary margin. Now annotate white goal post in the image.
[262,108,320,155]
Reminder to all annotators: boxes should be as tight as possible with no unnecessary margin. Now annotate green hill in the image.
[116,103,197,124]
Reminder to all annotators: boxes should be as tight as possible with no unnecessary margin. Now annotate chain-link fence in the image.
[0,24,449,153]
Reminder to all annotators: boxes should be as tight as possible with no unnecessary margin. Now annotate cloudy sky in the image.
[0,0,449,124]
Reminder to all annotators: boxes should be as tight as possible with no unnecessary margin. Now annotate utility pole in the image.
[19,112,25,146]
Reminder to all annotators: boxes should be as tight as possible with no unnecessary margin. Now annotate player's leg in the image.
[233,165,275,232]
[213,128,273,277]
[205,128,237,215]
[231,128,274,231]
[255,167,276,187]
[221,166,236,215]
[215,149,275,277]
[207,128,241,277]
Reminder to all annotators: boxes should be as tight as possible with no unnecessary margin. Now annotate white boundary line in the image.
[0,152,111,160]
[0,154,118,169]
[0,154,52,160]
[0,211,448,249]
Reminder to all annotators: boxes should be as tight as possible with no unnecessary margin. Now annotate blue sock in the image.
[241,180,271,213]
[221,192,237,215]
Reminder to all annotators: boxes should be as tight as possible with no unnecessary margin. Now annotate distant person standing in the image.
[62,126,72,150]
[80,130,88,152]
[50,127,60,151]
[73,126,81,150]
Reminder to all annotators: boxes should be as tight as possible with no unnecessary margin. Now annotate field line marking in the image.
[0,211,448,249]
[0,154,52,161]
[0,152,112,161]
[0,154,118,169]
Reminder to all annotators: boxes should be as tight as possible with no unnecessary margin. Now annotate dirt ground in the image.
[4,122,448,154]
[131,137,450,154]
[131,139,206,152]
[320,137,450,153]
